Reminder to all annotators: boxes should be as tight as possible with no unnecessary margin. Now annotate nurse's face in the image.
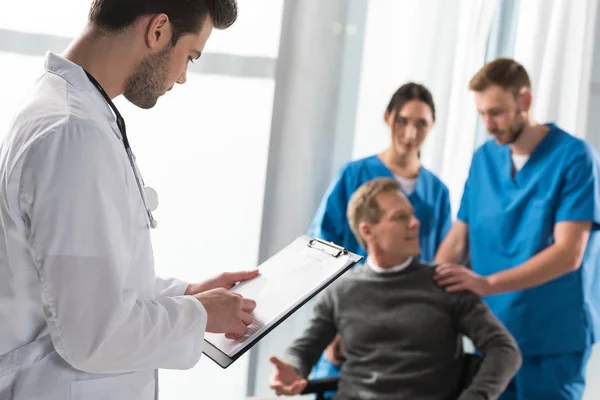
[363,190,421,259]
[474,85,527,145]
[385,100,434,157]
[124,16,214,109]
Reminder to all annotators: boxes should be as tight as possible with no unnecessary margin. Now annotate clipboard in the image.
[202,235,362,368]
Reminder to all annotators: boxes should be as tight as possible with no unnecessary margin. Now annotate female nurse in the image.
[308,82,453,390]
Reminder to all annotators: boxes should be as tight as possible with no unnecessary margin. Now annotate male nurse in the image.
[434,57,600,400]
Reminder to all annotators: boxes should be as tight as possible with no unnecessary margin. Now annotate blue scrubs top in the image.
[458,123,600,355]
[309,155,452,263]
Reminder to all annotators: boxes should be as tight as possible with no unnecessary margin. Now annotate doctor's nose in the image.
[176,69,187,85]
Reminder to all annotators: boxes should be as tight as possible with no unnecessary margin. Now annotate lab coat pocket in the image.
[70,370,154,400]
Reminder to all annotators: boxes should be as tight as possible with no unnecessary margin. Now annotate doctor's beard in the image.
[123,44,173,109]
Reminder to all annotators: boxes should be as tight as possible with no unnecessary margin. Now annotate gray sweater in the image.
[283,259,522,400]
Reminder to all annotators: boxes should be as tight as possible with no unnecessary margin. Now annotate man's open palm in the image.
[269,356,307,396]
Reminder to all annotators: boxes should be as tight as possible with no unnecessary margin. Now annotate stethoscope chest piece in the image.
[144,186,159,211]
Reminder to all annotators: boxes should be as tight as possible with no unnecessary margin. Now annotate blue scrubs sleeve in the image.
[457,174,471,224]
[308,164,351,243]
[555,146,600,228]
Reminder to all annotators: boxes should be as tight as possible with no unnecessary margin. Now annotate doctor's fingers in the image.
[223,322,249,339]
[240,298,257,312]
[223,269,260,283]
[233,322,249,338]
[227,292,256,311]
[240,311,254,326]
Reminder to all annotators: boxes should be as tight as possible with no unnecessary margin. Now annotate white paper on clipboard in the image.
[203,235,362,364]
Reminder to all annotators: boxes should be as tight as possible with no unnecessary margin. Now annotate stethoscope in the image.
[84,70,159,229]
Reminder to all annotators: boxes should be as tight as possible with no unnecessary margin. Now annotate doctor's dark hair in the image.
[347,178,404,250]
[386,83,436,122]
[88,0,238,45]
[469,58,531,98]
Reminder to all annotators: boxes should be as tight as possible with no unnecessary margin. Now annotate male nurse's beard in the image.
[123,45,172,109]
[508,117,526,145]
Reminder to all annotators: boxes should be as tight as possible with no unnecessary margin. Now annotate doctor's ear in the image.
[146,13,171,49]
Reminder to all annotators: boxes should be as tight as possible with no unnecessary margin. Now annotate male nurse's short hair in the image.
[89,0,238,45]
[347,177,403,249]
[469,58,531,98]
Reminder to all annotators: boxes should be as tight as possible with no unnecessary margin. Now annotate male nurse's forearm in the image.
[487,226,589,294]
[487,221,590,293]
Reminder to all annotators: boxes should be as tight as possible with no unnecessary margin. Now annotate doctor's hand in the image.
[185,269,260,295]
[269,356,307,396]
[434,263,492,296]
[194,288,257,338]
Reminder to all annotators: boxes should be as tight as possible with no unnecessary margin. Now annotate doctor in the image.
[0,1,257,399]
[434,58,600,399]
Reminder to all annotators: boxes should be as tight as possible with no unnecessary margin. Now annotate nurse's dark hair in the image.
[469,58,531,98]
[347,178,404,250]
[386,82,436,121]
[88,0,237,45]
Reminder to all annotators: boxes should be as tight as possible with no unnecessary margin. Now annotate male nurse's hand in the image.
[185,269,260,295]
[269,356,307,396]
[194,288,257,338]
[434,263,492,296]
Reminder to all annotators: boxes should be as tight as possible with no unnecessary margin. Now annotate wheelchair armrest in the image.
[301,377,340,396]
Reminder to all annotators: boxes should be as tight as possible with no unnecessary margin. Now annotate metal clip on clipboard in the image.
[307,238,348,258]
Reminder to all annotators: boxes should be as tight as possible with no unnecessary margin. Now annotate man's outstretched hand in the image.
[269,356,307,396]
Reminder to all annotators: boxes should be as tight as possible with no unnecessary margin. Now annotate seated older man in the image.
[269,177,522,400]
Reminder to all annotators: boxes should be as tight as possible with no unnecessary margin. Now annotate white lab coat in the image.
[0,52,207,400]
